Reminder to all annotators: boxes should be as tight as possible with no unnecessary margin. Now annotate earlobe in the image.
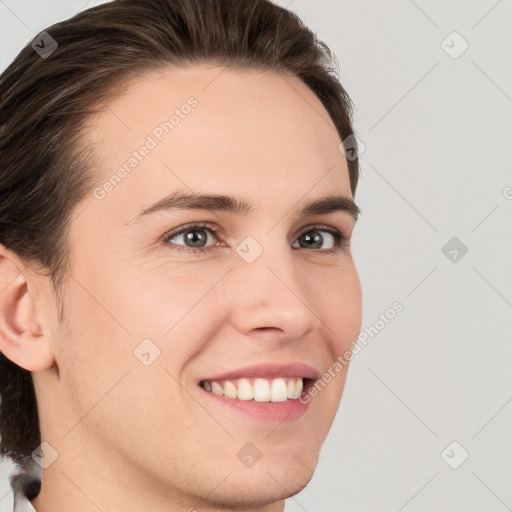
[0,247,55,373]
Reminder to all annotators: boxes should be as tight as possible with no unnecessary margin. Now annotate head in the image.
[0,0,362,509]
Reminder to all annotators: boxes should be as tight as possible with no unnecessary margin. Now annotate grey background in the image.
[1,1,511,511]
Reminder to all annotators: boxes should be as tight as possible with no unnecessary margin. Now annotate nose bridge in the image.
[227,233,321,338]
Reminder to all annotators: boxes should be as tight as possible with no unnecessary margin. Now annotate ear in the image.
[0,244,55,372]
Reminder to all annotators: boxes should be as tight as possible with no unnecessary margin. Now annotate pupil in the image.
[302,232,322,249]
[186,230,207,247]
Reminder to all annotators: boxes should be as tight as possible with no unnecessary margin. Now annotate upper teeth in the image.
[201,377,304,402]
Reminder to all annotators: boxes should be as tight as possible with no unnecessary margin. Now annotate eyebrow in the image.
[125,190,361,225]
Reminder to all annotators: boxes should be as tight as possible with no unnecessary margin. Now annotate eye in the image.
[292,225,349,254]
[161,222,222,254]
[161,222,349,255]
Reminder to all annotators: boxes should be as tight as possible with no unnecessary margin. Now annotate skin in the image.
[0,65,362,512]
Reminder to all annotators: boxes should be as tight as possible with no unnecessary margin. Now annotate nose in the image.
[227,240,323,343]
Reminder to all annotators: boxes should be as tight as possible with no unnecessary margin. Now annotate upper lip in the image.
[199,363,320,382]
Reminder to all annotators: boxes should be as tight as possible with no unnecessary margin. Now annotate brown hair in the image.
[0,0,361,470]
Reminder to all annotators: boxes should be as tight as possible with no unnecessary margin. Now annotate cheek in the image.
[308,262,362,353]
[334,275,362,348]
[121,260,228,335]
[117,265,232,375]
[54,281,199,450]
[299,263,361,414]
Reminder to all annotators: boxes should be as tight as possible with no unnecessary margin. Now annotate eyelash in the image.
[161,221,350,256]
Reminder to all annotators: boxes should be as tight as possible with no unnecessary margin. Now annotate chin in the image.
[203,451,319,509]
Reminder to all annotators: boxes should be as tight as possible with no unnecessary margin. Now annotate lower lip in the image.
[199,380,314,422]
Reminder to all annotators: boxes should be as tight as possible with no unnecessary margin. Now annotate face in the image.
[32,65,362,509]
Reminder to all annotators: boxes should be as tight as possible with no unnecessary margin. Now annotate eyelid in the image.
[163,221,346,239]
[163,221,221,238]
[296,223,343,238]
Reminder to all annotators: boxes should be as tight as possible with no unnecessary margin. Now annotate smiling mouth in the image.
[199,376,310,402]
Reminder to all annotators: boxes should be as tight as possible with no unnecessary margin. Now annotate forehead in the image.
[82,65,351,220]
